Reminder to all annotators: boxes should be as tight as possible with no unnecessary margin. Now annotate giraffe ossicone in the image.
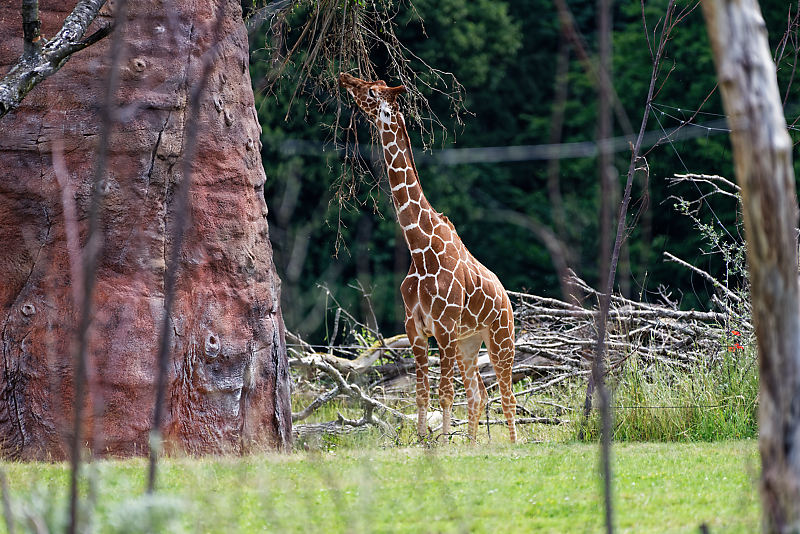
[339,72,517,443]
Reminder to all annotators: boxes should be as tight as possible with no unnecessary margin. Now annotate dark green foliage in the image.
[249,0,800,341]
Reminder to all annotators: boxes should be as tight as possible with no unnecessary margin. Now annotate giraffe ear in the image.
[388,85,407,95]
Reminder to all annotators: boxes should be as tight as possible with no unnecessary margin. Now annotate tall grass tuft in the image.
[577,344,758,442]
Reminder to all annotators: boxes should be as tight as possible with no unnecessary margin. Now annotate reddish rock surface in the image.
[0,0,292,459]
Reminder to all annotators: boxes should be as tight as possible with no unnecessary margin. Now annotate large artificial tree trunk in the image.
[0,0,292,459]
[702,0,800,531]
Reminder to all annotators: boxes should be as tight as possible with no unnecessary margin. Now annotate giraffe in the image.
[339,72,517,442]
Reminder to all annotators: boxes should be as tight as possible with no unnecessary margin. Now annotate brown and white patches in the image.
[340,72,517,443]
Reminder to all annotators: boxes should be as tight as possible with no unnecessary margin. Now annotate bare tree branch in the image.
[0,0,110,119]
[292,355,415,424]
[22,0,42,58]
[292,386,341,422]
[67,0,124,530]
[663,251,745,304]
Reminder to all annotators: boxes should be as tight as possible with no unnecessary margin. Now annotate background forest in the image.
[248,0,800,342]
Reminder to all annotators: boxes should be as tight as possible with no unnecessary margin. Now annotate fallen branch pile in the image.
[513,274,748,376]
[289,272,750,439]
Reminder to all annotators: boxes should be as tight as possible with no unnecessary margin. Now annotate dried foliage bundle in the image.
[249,0,466,230]
[514,273,748,377]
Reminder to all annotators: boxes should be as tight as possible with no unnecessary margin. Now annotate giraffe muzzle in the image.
[339,72,356,88]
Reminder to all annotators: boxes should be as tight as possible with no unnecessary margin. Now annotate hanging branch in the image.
[0,0,113,119]
[250,0,467,248]
[256,0,466,146]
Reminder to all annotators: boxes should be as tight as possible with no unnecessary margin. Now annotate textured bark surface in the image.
[702,0,800,531]
[0,0,292,459]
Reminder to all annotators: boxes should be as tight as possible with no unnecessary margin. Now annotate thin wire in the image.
[651,105,730,132]
[651,101,800,132]
[651,110,738,243]
[652,102,727,118]
[610,403,728,409]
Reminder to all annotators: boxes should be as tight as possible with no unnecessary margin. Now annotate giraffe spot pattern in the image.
[340,72,517,442]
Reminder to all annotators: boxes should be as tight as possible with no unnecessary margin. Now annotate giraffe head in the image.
[339,72,406,127]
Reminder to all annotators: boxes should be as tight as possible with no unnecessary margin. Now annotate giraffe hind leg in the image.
[486,324,517,443]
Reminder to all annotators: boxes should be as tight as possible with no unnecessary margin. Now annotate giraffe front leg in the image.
[405,318,430,438]
[488,320,518,443]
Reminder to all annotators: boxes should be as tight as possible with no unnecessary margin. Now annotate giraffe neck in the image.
[380,112,440,251]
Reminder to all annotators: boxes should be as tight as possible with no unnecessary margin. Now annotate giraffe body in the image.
[339,73,517,442]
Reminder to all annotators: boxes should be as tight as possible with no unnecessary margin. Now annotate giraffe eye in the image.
[368,88,376,98]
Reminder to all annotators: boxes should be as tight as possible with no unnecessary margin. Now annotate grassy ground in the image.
[2,440,759,533]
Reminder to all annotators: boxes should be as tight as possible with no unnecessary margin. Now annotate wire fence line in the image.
[279,115,731,164]
[278,101,800,165]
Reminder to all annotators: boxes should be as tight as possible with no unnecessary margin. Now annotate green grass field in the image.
[1,440,759,533]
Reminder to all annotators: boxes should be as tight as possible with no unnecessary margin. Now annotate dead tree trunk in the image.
[0,0,292,459]
[702,1,800,531]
